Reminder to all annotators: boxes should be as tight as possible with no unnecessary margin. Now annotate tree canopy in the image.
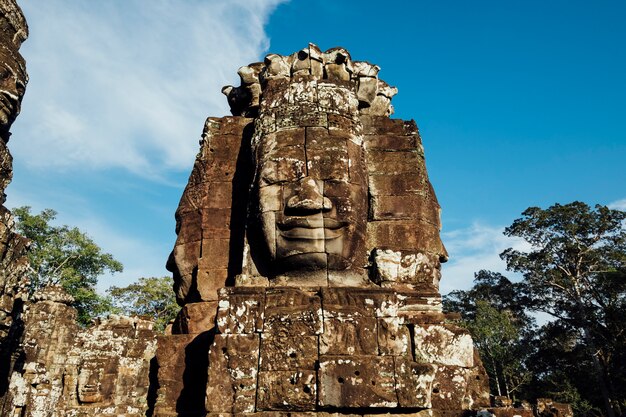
[13,206,123,325]
[107,276,178,331]
[444,271,535,401]
[445,202,626,416]
[501,202,625,417]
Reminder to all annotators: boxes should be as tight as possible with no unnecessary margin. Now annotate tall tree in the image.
[444,270,535,400]
[501,202,626,417]
[107,276,179,331]
[13,206,123,325]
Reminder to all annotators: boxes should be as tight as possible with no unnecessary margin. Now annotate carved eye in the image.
[0,66,10,81]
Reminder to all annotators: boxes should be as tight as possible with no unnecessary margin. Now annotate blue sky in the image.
[8,0,626,295]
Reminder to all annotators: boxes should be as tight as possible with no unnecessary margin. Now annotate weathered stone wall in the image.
[1,286,158,417]
[0,0,30,401]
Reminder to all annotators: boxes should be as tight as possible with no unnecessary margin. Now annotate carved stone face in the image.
[254,127,367,275]
[0,44,26,135]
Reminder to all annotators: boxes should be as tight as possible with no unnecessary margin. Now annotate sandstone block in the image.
[328,113,358,133]
[321,287,399,318]
[394,357,436,408]
[205,158,238,179]
[289,79,317,104]
[320,316,378,355]
[372,249,442,289]
[177,182,208,215]
[259,335,317,371]
[370,194,440,223]
[364,134,418,151]
[360,115,406,135]
[216,287,265,334]
[175,212,203,244]
[257,370,316,411]
[306,146,349,181]
[367,149,422,175]
[318,355,398,408]
[207,134,244,159]
[177,302,218,334]
[488,408,534,417]
[201,208,231,234]
[216,116,252,135]
[205,181,233,209]
[196,269,228,302]
[206,334,260,413]
[367,219,445,256]
[413,324,474,367]
[263,288,323,336]
[198,239,231,270]
[430,366,475,411]
[368,173,427,196]
[378,317,411,356]
[356,76,378,105]
[274,127,306,147]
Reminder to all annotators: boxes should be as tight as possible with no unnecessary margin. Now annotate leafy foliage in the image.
[500,202,626,417]
[445,202,626,416]
[444,271,534,400]
[107,276,178,331]
[13,206,123,325]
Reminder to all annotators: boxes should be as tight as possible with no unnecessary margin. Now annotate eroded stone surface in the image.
[0,2,30,402]
[318,356,398,408]
[1,287,158,417]
[161,44,490,416]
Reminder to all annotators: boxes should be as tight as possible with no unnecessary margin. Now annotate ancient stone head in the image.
[169,44,449,304]
[251,121,368,279]
[0,44,26,134]
[0,0,27,142]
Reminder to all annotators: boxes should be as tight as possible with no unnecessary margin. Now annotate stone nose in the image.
[286,177,332,213]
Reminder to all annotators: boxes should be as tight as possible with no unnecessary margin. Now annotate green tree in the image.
[444,271,535,400]
[501,202,626,417]
[107,276,178,331]
[13,206,123,325]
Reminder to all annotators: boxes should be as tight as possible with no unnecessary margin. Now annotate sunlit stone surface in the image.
[160,44,494,416]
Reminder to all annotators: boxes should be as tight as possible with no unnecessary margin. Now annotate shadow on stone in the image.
[176,330,214,416]
[145,355,159,417]
[226,121,254,285]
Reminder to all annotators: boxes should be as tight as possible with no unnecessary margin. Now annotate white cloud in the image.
[5,0,287,291]
[608,198,626,211]
[11,0,287,178]
[440,222,529,295]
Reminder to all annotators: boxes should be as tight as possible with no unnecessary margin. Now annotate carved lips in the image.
[277,217,346,241]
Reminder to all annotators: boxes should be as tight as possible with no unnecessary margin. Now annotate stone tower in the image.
[0,0,30,401]
[157,43,490,416]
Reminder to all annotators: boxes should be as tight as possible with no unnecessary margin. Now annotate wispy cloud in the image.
[608,198,626,211]
[440,222,528,295]
[5,0,287,290]
[12,0,286,178]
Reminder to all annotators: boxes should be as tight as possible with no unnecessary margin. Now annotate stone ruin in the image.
[0,286,158,417]
[0,2,574,415]
[0,0,31,401]
[158,43,491,416]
